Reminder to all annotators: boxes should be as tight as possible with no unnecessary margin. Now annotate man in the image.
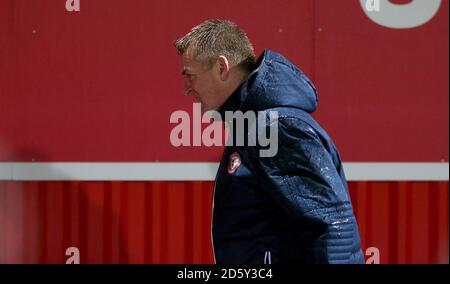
[175,20,365,264]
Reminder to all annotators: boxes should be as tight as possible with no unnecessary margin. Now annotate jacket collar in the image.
[217,59,263,120]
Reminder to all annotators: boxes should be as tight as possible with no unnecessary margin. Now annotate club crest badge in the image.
[227,152,242,174]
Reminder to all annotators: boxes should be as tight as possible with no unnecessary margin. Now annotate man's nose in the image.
[184,81,193,96]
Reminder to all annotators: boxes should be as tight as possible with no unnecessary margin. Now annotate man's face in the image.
[181,51,224,113]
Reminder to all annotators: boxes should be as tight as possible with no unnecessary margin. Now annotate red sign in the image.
[0,0,448,162]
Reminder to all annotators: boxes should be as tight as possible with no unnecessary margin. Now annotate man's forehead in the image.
[182,51,196,65]
[181,52,204,72]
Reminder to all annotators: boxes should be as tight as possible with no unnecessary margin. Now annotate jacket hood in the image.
[220,50,319,115]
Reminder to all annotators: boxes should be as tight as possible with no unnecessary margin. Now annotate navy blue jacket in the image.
[212,50,365,264]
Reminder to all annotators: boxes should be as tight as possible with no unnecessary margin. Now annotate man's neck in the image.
[228,69,249,97]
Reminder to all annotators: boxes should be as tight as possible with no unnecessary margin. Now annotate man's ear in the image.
[217,56,230,81]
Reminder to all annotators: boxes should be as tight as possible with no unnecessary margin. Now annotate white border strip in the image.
[0,163,13,180]
[0,163,219,182]
[343,163,449,181]
[0,162,448,181]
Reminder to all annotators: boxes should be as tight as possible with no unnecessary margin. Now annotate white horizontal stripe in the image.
[0,163,13,180]
[343,163,449,181]
[0,162,447,181]
[2,163,219,181]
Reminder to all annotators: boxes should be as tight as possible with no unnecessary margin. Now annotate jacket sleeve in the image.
[246,116,362,264]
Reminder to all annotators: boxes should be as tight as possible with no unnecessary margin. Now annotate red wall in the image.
[0,0,448,162]
[0,181,448,264]
[0,1,448,264]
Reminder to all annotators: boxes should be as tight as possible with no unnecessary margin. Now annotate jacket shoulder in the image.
[263,107,319,137]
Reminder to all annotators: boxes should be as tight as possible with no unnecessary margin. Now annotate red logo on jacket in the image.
[228,152,242,174]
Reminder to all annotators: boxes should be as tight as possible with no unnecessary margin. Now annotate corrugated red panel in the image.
[0,181,448,264]
[348,182,449,264]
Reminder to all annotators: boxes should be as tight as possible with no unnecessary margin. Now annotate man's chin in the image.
[200,104,210,114]
[201,106,220,114]
[194,101,219,114]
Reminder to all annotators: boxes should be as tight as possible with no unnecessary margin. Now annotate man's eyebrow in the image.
[181,66,192,75]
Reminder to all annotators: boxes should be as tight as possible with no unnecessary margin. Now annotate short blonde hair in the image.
[175,20,256,72]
